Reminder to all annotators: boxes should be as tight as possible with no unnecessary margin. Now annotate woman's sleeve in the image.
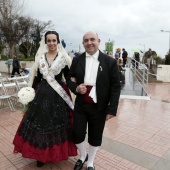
[32,68,42,89]
[62,65,70,81]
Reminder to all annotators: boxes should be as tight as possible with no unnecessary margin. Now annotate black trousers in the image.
[123,58,127,67]
[11,68,20,77]
[73,101,107,146]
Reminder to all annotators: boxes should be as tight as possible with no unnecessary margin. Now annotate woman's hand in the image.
[71,77,76,82]
[76,84,87,94]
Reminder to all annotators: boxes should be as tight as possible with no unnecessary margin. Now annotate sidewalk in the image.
[0,82,170,170]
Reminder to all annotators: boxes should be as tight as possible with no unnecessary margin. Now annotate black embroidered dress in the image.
[13,53,77,163]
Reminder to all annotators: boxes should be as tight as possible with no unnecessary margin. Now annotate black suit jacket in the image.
[67,51,121,116]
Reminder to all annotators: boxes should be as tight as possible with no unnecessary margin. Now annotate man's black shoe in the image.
[74,154,88,170]
[87,166,95,170]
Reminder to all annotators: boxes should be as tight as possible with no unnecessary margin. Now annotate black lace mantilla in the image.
[18,121,73,149]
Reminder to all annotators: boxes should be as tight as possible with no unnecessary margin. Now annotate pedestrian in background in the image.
[11,53,21,77]
[134,52,140,69]
[146,48,152,69]
[61,39,66,48]
[122,48,128,67]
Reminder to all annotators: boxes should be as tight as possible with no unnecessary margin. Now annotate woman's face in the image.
[46,34,58,51]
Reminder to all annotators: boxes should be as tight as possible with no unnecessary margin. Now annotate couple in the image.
[13,30,121,170]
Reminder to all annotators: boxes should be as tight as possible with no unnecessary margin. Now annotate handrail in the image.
[128,58,148,96]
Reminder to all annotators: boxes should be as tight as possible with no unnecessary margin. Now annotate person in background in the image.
[134,52,140,69]
[122,48,128,67]
[115,54,125,84]
[107,51,113,58]
[11,53,21,77]
[61,39,66,48]
[146,48,152,69]
[115,48,121,58]
[67,31,121,170]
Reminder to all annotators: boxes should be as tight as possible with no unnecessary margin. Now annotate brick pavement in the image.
[0,82,170,170]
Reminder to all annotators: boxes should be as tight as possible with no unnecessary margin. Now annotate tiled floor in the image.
[0,82,170,170]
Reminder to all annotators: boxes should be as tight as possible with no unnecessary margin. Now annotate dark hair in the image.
[44,31,60,44]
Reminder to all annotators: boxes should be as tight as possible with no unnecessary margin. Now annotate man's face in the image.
[82,32,100,55]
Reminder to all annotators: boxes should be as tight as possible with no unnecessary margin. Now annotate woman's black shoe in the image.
[37,161,44,167]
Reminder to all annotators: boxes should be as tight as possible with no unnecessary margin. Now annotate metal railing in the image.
[128,58,148,96]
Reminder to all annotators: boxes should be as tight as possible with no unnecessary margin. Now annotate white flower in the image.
[18,87,35,105]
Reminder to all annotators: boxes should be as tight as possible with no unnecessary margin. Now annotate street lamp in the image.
[161,30,170,54]
[139,44,145,54]
[67,42,80,53]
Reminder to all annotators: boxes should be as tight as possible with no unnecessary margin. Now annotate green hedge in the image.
[0,54,35,61]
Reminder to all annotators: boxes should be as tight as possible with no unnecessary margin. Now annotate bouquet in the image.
[18,87,35,113]
[18,87,35,105]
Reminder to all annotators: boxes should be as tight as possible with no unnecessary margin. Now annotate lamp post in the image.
[139,44,145,54]
[161,30,170,54]
[68,42,80,53]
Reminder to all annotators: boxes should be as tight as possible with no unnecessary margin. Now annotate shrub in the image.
[153,55,164,65]
[0,54,8,60]
[165,54,170,65]
[0,54,35,61]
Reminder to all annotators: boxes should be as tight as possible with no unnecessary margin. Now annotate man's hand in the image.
[76,84,87,94]
[106,114,115,121]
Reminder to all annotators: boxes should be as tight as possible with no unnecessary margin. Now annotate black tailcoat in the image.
[67,51,121,116]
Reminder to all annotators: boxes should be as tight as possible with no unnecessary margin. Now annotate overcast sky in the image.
[27,0,170,58]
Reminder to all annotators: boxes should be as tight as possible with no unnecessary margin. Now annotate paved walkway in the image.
[0,82,170,170]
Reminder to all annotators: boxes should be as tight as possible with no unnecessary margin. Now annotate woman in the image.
[13,31,77,167]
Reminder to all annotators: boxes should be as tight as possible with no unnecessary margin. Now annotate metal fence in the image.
[128,58,149,96]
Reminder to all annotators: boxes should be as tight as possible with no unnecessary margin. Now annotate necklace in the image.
[46,52,58,66]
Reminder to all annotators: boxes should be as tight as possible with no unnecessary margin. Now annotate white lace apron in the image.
[39,53,74,110]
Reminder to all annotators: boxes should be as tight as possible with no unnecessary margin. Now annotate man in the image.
[67,31,121,170]
[11,53,20,77]
[122,48,128,67]
[146,48,152,69]
[61,39,66,48]
[134,52,140,69]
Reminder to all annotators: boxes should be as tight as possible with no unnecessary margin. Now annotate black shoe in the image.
[37,161,44,167]
[74,154,88,170]
[87,166,95,170]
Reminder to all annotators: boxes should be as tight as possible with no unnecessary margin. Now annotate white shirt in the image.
[84,50,99,86]
[84,50,99,103]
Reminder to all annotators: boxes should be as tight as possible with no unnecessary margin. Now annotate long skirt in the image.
[13,80,77,163]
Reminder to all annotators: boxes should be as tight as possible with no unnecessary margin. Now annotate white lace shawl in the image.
[28,51,71,87]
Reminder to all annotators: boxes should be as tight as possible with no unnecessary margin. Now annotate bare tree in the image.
[18,19,53,58]
[32,19,53,48]
[0,0,53,58]
[0,0,28,57]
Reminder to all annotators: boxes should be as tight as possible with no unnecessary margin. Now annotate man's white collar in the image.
[86,50,99,59]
